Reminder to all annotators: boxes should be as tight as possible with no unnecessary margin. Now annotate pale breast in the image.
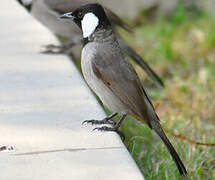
[81,44,128,113]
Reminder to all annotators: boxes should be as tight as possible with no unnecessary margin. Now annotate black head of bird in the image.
[60,3,111,38]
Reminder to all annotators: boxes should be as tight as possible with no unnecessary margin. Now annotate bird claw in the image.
[105,119,116,125]
[93,126,112,131]
[82,119,116,126]
[82,120,96,125]
[41,44,67,54]
[41,49,63,54]
[93,126,125,141]
[44,44,60,49]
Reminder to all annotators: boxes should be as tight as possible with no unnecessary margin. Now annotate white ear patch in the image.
[21,0,33,5]
[81,13,99,38]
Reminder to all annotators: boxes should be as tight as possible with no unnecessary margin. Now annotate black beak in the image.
[60,12,74,19]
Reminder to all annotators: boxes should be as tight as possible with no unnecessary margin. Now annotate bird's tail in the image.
[150,117,188,177]
[116,36,164,87]
[105,8,132,33]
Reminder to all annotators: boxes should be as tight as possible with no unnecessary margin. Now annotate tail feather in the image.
[151,119,188,176]
[116,36,164,87]
[105,8,132,33]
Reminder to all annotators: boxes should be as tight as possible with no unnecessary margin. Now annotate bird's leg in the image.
[42,38,83,54]
[93,113,127,132]
[93,113,127,140]
[82,113,118,126]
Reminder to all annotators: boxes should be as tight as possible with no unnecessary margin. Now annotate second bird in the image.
[16,0,164,87]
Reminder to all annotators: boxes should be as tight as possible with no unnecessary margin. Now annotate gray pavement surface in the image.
[0,1,144,180]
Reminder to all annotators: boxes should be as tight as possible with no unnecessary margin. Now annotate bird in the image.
[15,0,164,87]
[60,3,187,176]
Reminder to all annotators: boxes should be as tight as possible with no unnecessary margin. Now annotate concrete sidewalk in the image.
[0,1,144,180]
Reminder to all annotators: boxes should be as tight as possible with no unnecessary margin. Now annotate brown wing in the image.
[91,50,155,127]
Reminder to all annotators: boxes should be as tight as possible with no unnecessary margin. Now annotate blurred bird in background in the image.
[16,0,164,87]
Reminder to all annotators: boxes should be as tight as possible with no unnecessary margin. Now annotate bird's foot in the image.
[93,125,118,132]
[82,113,118,126]
[82,113,126,140]
[82,118,116,126]
[41,39,80,55]
[41,44,67,54]
[93,125,125,140]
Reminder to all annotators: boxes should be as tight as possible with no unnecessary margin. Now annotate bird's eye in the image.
[77,12,83,18]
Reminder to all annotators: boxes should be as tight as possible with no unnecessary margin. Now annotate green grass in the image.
[115,3,215,179]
